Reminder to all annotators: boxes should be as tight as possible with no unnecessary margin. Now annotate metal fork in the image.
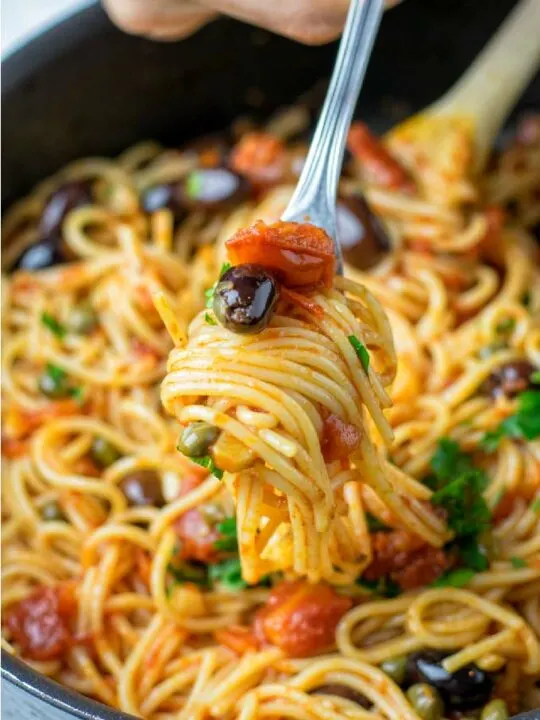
[281,0,384,276]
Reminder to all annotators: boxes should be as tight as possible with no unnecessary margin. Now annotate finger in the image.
[198,0,350,45]
[103,0,214,39]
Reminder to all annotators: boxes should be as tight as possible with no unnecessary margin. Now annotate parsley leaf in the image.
[348,335,370,373]
[531,498,540,514]
[205,263,232,309]
[187,455,224,480]
[481,390,540,451]
[356,576,400,598]
[68,386,85,404]
[209,557,246,591]
[167,561,208,587]
[459,534,490,572]
[427,439,491,555]
[185,171,203,200]
[366,513,391,533]
[204,312,217,326]
[46,363,67,384]
[41,312,66,339]
[214,517,239,552]
[431,568,475,588]
[510,556,527,569]
[431,469,490,537]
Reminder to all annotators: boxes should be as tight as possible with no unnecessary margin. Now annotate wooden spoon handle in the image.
[430,0,540,167]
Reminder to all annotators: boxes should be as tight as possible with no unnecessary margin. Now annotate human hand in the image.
[103,0,403,45]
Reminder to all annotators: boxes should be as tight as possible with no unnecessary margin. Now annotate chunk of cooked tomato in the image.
[254,581,352,657]
[5,584,77,661]
[226,220,335,289]
[364,529,451,590]
[348,122,415,193]
[321,413,361,463]
[174,508,220,564]
[229,131,286,185]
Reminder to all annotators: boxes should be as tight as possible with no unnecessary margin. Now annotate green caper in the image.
[38,364,70,398]
[380,655,408,685]
[67,303,98,334]
[406,684,444,720]
[41,500,66,522]
[177,422,219,458]
[480,699,508,720]
[90,436,121,468]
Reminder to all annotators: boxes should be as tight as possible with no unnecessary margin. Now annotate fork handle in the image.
[281,0,384,275]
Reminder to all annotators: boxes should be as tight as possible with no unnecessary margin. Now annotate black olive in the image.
[39,180,94,240]
[336,194,391,271]
[310,684,371,708]
[119,470,164,507]
[213,264,279,335]
[181,168,249,211]
[12,239,66,272]
[141,183,185,218]
[406,651,494,711]
[483,360,538,399]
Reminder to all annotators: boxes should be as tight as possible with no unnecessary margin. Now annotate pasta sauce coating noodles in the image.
[1,113,540,719]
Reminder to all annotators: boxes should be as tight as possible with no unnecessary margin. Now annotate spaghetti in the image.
[2,110,540,719]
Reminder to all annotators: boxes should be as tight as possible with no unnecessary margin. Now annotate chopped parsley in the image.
[426,439,492,580]
[214,517,239,552]
[531,371,540,384]
[209,557,246,591]
[185,171,203,200]
[205,262,232,309]
[204,312,217,326]
[431,568,475,588]
[41,312,66,339]
[481,390,540,452]
[531,498,540,514]
[510,556,527,569]
[459,534,489,572]
[69,386,85,404]
[366,513,391,533]
[348,335,370,373]
[39,363,83,401]
[188,455,224,480]
[46,363,67,384]
[167,561,208,588]
[429,439,490,537]
[357,576,400,598]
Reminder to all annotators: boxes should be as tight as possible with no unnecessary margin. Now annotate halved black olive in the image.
[181,168,249,211]
[336,194,391,271]
[483,360,537,399]
[119,469,164,508]
[311,683,371,708]
[12,239,65,272]
[141,183,185,218]
[406,650,494,711]
[40,180,94,240]
[213,264,279,335]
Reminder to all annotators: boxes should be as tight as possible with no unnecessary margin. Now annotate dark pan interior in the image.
[3,0,539,210]
[1,0,539,719]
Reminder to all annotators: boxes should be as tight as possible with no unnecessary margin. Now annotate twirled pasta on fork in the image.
[158,219,447,583]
